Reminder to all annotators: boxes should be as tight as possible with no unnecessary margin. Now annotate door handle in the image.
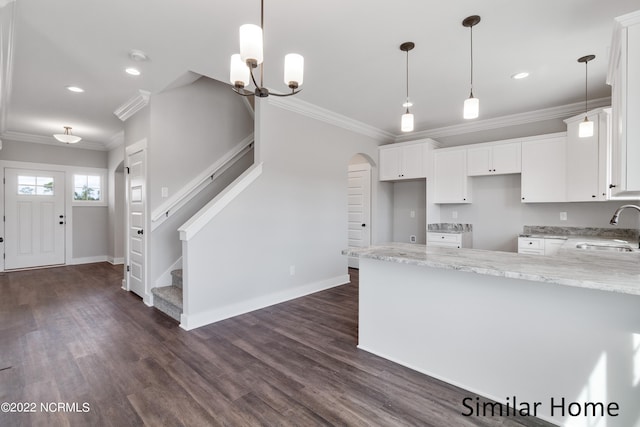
[361,224,366,227]
[59,221,64,225]
[59,215,64,218]
[137,229,144,235]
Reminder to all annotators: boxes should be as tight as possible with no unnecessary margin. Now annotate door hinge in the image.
[126,265,130,272]
[126,167,130,174]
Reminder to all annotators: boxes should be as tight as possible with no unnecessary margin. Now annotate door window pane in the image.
[17,175,54,196]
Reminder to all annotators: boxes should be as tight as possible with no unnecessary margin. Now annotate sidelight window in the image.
[73,174,102,201]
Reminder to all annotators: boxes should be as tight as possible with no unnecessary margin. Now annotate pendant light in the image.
[229,0,304,98]
[400,42,415,132]
[462,15,481,119]
[577,54,595,138]
[53,126,81,144]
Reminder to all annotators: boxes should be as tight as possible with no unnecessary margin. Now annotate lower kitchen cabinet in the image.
[518,237,565,255]
[427,232,472,248]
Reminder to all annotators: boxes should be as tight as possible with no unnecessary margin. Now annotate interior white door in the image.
[4,168,66,269]
[347,165,371,269]
[127,149,146,298]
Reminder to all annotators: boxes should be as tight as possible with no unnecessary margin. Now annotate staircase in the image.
[151,269,183,321]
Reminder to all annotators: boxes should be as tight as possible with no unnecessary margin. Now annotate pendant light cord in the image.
[406,49,410,113]
[584,60,588,114]
[260,0,264,88]
[469,25,474,97]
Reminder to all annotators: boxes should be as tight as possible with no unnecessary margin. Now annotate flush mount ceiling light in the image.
[129,49,148,62]
[229,0,303,97]
[511,72,530,80]
[400,42,415,133]
[53,126,81,144]
[577,54,595,138]
[66,86,84,93]
[462,15,481,120]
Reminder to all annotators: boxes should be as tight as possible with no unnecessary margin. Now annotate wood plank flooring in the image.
[0,264,553,426]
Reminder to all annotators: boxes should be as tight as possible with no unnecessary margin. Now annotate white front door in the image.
[127,149,146,298]
[347,164,371,268]
[4,168,66,269]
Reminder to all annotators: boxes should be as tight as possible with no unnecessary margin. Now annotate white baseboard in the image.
[180,274,349,331]
[155,257,183,286]
[68,256,108,265]
[108,256,124,265]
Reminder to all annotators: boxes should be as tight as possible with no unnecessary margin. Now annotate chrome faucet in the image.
[609,204,640,248]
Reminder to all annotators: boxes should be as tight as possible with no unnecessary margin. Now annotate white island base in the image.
[358,258,640,427]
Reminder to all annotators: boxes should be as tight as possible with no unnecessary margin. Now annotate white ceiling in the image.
[1,0,639,150]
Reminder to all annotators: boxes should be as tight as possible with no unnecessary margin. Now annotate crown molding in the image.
[0,0,16,135]
[395,97,611,142]
[104,131,124,151]
[267,96,394,143]
[113,90,150,122]
[0,131,107,151]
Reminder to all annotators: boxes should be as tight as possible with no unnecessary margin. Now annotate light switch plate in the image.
[161,187,169,198]
[560,212,567,221]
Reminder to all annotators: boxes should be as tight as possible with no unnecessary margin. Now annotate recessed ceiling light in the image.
[511,72,530,80]
[125,68,141,76]
[66,86,84,93]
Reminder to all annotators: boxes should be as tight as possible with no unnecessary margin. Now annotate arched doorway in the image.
[347,154,375,268]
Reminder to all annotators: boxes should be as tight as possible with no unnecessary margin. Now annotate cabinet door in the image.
[521,137,567,203]
[433,150,471,204]
[401,144,425,179]
[491,143,521,174]
[566,112,601,201]
[466,147,492,176]
[379,147,401,181]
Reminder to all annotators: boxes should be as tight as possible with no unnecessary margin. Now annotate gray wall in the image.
[0,139,107,168]
[184,99,390,321]
[439,174,640,252]
[72,206,108,258]
[392,180,427,244]
[148,76,254,211]
[124,105,150,147]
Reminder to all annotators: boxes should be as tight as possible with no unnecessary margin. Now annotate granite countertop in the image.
[342,242,640,296]
[427,223,472,233]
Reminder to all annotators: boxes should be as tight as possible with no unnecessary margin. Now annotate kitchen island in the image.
[343,243,640,427]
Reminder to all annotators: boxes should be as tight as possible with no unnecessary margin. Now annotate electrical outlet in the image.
[560,212,567,221]
[289,265,295,276]
[452,211,458,219]
[410,235,417,243]
[410,210,416,218]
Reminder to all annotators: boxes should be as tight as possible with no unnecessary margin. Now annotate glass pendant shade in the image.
[401,113,414,132]
[239,24,263,65]
[53,127,81,144]
[230,54,250,88]
[284,53,304,88]
[578,117,594,138]
[463,96,479,119]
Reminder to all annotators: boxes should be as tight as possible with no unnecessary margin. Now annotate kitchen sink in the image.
[575,243,634,252]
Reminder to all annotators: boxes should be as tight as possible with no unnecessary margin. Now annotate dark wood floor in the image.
[0,264,553,427]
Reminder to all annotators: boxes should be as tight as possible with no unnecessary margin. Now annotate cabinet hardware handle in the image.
[361,224,366,227]
[522,197,525,200]
[592,195,596,198]
[609,184,617,188]
[441,236,445,239]
[529,242,533,245]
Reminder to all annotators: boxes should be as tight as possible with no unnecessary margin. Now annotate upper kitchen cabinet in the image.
[521,135,567,203]
[607,10,640,198]
[564,108,610,202]
[379,140,427,181]
[467,141,521,176]
[433,148,471,204]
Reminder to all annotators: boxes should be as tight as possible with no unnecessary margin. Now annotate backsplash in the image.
[523,225,639,240]
[428,223,473,232]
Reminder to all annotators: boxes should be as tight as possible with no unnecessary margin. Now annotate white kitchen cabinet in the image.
[379,142,425,181]
[521,136,567,203]
[467,142,521,176]
[433,149,471,204]
[564,108,610,202]
[607,10,640,197]
[427,232,472,248]
[518,237,565,255]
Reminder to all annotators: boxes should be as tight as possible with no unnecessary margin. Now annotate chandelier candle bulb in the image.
[284,53,304,88]
[239,24,263,67]
[230,54,250,88]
